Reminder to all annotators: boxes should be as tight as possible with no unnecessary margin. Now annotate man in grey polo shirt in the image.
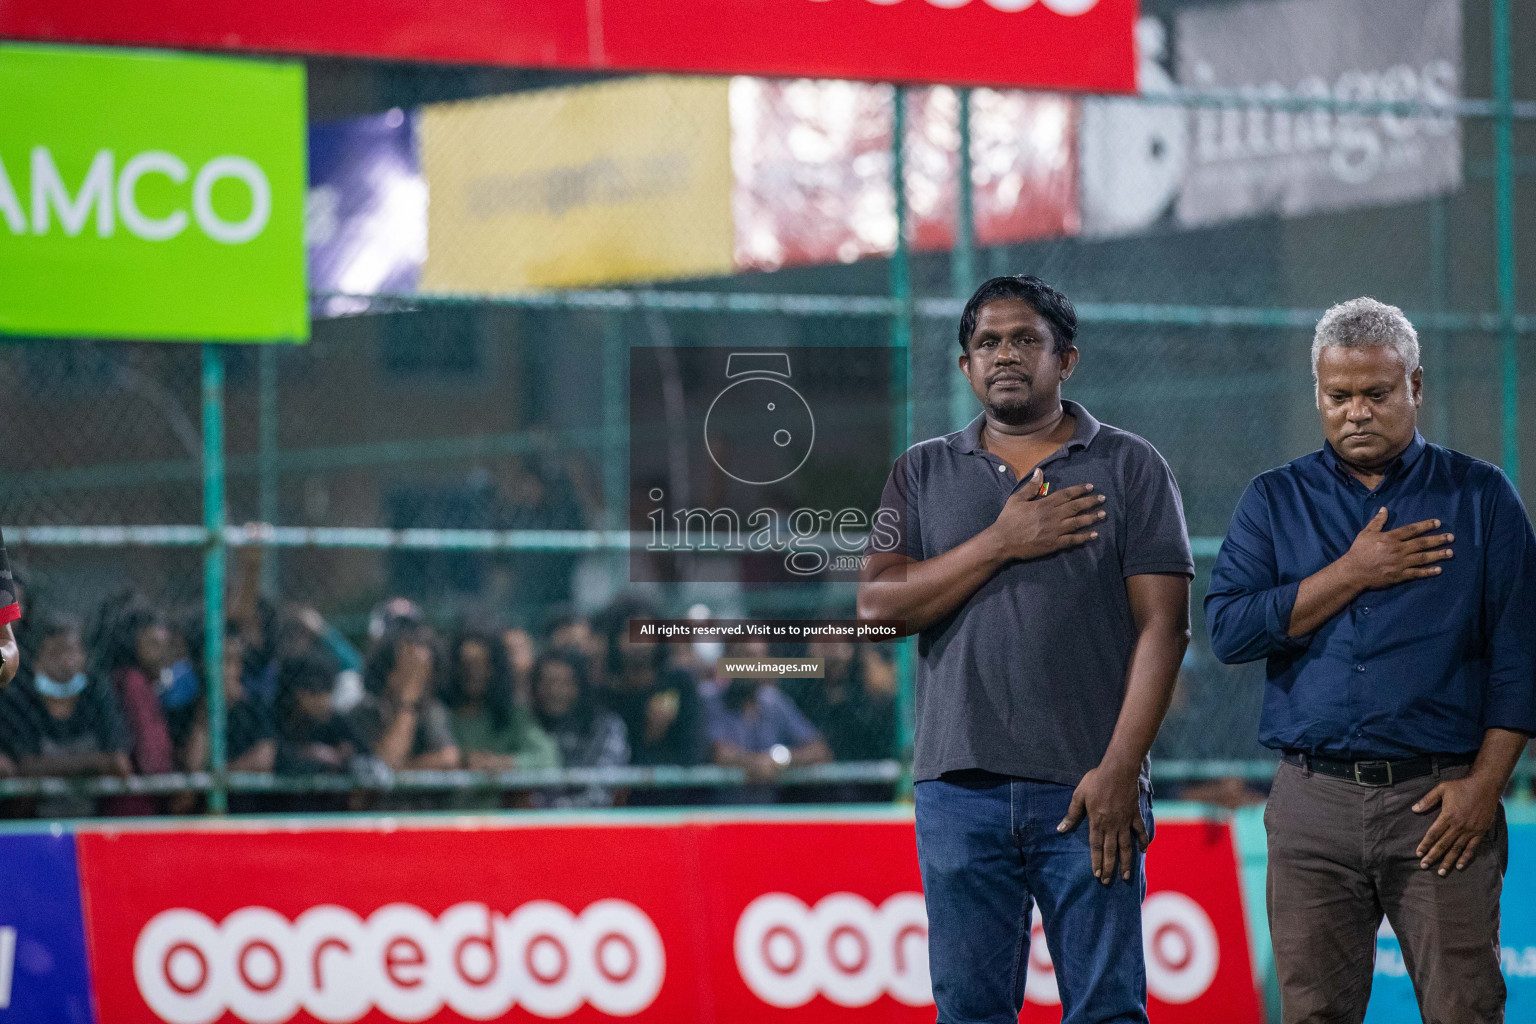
[858,275,1193,1024]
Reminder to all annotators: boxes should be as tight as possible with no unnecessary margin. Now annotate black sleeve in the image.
[1120,440,1195,579]
[227,700,277,760]
[0,526,18,624]
[0,686,42,759]
[863,452,921,560]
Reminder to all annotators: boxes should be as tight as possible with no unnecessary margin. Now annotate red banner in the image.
[0,0,1137,93]
[75,812,1260,1023]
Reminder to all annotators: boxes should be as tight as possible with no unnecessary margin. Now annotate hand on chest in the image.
[929,456,1118,559]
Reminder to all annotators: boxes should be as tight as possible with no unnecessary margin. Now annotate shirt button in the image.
[997,464,1007,473]
[1361,607,1371,615]
[1356,664,1366,672]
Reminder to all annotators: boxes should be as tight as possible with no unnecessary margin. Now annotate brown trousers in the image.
[1265,759,1508,1024]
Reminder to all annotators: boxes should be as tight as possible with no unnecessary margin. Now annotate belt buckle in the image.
[1353,760,1393,787]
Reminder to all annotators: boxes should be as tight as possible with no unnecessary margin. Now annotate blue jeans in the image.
[914,772,1153,1024]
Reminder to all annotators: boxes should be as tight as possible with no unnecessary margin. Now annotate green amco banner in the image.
[0,45,307,342]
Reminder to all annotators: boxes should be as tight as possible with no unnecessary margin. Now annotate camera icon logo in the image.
[704,353,816,486]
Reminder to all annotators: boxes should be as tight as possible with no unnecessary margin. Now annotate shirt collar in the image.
[1323,430,1428,482]
[949,400,1101,456]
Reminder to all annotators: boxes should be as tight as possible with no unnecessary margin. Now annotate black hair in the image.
[21,609,80,658]
[605,623,671,679]
[957,275,1077,354]
[273,653,339,730]
[531,646,596,734]
[277,653,336,694]
[441,626,516,732]
[98,598,167,673]
[182,613,243,681]
[595,596,667,677]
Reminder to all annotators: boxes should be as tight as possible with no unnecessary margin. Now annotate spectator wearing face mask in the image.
[0,611,131,817]
[530,648,628,809]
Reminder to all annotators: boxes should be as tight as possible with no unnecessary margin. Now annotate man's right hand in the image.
[391,641,434,705]
[1342,507,1454,590]
[989,469,1105,562]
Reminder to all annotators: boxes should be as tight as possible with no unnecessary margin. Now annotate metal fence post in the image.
[257,345,280,595]
[890,85,916,791]
[602,312,627,530]
[202,344,229,814]
[950,86,977,431]
[1492,0,1519,489]
[1427,198,1450,446]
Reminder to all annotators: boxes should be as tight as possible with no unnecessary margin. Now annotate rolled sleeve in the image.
[1480,471,1536,735]
[1205,479,1313,664]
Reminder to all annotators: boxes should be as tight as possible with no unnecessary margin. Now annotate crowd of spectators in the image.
[0,561,898,818]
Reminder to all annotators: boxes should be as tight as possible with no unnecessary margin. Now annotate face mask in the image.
[35,671,88,700]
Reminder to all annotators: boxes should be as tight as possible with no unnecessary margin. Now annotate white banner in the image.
[1081,0,1461,236]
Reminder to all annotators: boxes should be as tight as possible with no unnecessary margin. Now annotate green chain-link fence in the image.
[2,0,1534,815]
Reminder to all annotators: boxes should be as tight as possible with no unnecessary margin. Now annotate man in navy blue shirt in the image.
[1207,297,1536,1024]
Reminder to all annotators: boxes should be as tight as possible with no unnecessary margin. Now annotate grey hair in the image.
[1311,297,1420,383]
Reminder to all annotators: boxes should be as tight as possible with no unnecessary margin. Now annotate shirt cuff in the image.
[1123,561,1196,580]
[1483,696,1536,738]
[1264,580,1312,652]
[0,603,19,626]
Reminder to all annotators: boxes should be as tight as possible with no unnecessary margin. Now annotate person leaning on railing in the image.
[441,625,560,811]
[352,626,461,773]
[0,610,132,817]
[96,597,177,816]
[0,527,19,687]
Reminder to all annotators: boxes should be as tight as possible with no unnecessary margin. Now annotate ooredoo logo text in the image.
[132,900,665,1023]
[734,889,1222,1010]
[735,892,932,1008]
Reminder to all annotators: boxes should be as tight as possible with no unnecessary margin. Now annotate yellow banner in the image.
[419,76,733,291]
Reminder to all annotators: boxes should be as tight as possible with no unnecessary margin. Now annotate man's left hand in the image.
[1414,773,1502,875]
[1058,760,1148,884]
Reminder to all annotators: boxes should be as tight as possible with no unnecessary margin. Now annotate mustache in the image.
[987,371,1030,386]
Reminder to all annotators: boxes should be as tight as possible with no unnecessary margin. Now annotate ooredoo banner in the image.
[0,45,307,342]
[0,0,1137,93]
[73,813,1260,1024]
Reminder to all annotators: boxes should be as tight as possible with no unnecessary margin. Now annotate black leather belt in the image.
[1281,750,1476,787]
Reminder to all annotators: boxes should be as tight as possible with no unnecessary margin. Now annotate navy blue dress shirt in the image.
[1205,432,1536,758]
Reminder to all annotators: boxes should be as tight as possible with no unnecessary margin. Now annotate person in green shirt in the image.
[442,626,559,808]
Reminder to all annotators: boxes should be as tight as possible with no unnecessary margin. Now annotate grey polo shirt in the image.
[870,400,1193,787]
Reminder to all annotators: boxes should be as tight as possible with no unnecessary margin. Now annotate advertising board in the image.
[0,833,94,1024]
[0,0,1137,93]
[0,45,307,342]
[72,813,1260,1023]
